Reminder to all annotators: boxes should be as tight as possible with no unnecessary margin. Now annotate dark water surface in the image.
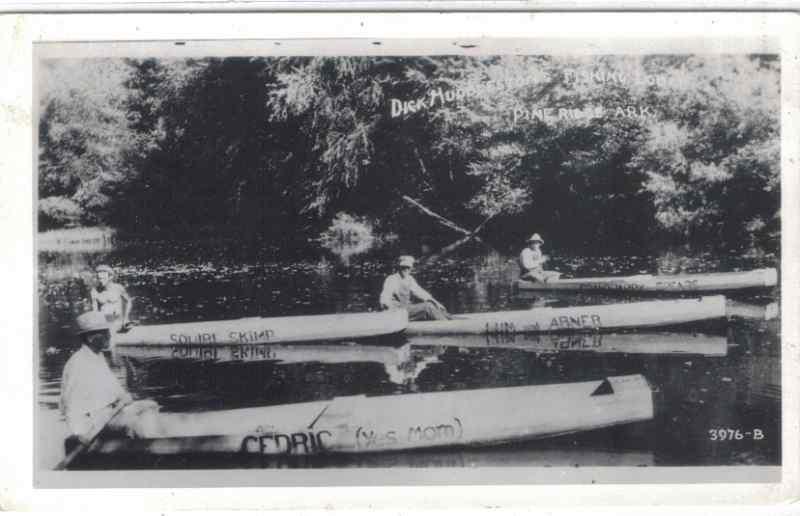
[37,238,781,469]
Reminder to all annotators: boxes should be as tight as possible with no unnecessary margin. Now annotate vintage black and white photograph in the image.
[34,38,783,482]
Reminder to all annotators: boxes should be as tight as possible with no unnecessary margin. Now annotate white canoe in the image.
[407,296,727,336]
[89,374,652,456]
[517,267,777,292]
[408,332,729,356]
[112,309,408,346]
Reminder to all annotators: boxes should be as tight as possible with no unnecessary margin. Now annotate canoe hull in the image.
[112,310,408,346]
[91,375,653,456]
[406,296,726,336]
[517,268,777,292]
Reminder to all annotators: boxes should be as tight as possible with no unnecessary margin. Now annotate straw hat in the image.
[95,264,114,274]
[75,311,110,335]
[528,233,544,244]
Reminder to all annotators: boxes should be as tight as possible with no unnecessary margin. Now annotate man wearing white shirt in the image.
[519,233,561,282]
[379,255,451,321]
[60,311,161,452]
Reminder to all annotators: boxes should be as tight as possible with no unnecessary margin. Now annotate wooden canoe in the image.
[111,309,408,346]
[406,296,727,336]
[88,375,652,456]
[516,267,777,293]
[407,332,729,356]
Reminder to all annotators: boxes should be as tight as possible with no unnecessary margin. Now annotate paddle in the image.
[54,399,129,471]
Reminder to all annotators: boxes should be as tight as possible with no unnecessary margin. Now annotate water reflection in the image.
[37,239,781,468]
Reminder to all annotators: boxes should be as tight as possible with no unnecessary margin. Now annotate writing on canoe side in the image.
[653,279,699,290]
[574,278,701,290]
[356,418,464,450]
[484,332,609,349]
[577,282,646,291]
[168,329,277,344]
[240,430,332,455]
[171,344,278,361]
[237,418,465,455]
[485,314,602,334]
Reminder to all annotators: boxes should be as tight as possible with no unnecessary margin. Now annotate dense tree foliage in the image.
[38,54,780,253]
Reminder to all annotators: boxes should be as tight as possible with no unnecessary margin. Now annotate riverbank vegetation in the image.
[37,55,780,255]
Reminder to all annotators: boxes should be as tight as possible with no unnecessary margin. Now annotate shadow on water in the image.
[37,236,781,469]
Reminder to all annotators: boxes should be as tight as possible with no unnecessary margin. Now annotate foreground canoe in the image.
[88,375,652,456]
[517,267,777,293]
[112,309,408,346]
[407,296,726,336]
[408,332,729,357]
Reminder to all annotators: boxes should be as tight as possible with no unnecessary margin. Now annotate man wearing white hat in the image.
[379,255,451,321]
[60,312,161,451]
[519,233,561,283]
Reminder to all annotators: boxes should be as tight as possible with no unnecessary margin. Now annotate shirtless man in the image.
[90,264,132,332]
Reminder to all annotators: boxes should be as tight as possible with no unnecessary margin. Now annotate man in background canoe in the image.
[60,311,161,453]
[380,255,452,321]
[90,264,133,332]
[520,233,562,283]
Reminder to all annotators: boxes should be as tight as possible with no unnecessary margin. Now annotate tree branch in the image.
[401,195,472,236]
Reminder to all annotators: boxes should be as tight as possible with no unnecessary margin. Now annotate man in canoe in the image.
[520,233,561,283]
[60,311,161,453]
[380,255,452,321]
[90,264,133,332]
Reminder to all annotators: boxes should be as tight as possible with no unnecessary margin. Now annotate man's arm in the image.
[118,285,133,324]
[411,277,448,311]
[90,289,100,311]
[408,277,433,302]
[379,276,396,309]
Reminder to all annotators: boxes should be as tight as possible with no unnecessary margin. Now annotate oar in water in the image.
[54,400,129,471]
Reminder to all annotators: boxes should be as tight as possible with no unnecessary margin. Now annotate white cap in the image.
[397,255,415,268]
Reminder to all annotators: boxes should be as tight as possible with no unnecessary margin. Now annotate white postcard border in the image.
[1,11,797,511]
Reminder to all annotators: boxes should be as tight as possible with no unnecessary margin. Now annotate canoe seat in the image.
[590,379,614,396]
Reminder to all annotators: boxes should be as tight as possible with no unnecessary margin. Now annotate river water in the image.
[36,237,781,470]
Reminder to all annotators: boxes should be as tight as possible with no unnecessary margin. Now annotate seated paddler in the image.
[60,311,161,452]
[519,233,561,283]
[379,255,452,321]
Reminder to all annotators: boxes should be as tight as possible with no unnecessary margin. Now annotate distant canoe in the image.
[112,310,408,346]
[407,332,729,356]
[516,268,777,293]
[89,375,653,456]
[407,296,727,336]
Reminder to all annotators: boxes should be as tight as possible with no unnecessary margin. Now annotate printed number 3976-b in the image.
[708,428,764,441]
